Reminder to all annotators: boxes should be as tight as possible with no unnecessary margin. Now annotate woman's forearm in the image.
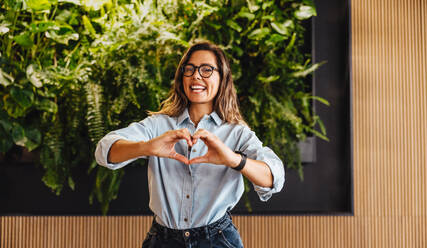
[108,140,150,163]
[228,153,273,188]
[241,159,273,188]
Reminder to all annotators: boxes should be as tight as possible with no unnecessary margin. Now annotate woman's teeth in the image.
[191,86,206,92]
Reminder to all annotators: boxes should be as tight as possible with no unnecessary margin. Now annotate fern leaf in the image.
[85,82,106,145]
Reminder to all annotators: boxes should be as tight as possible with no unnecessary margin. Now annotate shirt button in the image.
[186,195,190,199]
[192,149,197,153]
[184,231,190,237]
[184,218,188,222]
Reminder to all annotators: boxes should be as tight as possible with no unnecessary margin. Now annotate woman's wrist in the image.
[138,140,152,157]
[227,152,242,168]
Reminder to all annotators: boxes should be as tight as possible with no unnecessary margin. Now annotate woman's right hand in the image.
[146,128,193,164]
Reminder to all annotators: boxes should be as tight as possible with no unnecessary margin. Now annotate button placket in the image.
[182,126,194,228]
[181,177,192,227]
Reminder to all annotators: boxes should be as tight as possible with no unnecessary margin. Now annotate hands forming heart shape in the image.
[146,128,238,167]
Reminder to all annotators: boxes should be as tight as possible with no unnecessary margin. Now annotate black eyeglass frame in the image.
[181,63,219,78]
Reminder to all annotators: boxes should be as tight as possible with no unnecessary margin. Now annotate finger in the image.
[192,129,209,142]
[189,155,209,164]
[181,128,194,147]
[192,137,198,145]
[173,129,193,146]
[173,153,189,165]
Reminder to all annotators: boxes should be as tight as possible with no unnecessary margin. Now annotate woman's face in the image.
[182,50,220,107]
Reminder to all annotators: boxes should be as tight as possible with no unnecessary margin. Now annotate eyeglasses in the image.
[182,64,218,78]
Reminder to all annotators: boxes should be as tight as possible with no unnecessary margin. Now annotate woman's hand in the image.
[146,128,193,164]
[188,129,241,167]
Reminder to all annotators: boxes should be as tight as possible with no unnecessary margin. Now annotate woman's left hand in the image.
[188,129,241,168]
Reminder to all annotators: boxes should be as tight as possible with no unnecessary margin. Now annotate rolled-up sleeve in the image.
[237,126,285,201]
[94,117,155,170]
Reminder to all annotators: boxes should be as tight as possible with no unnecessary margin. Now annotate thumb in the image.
[172,153,190,165]
[189,155,209,165]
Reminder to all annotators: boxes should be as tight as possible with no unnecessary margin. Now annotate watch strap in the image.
[233,151,247,171]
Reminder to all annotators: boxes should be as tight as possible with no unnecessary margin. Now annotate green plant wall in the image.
[0,0,328,214]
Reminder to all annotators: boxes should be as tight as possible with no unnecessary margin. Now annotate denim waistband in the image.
[149,213,232,241]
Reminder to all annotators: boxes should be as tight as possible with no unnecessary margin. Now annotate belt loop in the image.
[227,210,232,220]
[204,226,210,240]
[162,226,168,240]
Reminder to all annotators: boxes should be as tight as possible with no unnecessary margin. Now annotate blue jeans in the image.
[142,213,244,248]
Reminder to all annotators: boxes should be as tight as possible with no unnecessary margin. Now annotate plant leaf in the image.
[13,32,33,48]
[295,5,317,20]
[26,64,43,88]
[82,0,111,11]
[0,134,13,153]
[291,61,325,77]
[3,95,27,118]
[24,0,51,11]
[257,75,280,84]
[12,123,27,147]
[271,20,293,36]
[58,0,81,5]
[0,119,13,132]
[68,176,75,190]
[29,21,59,33]
[247,28,270,40]
[10,87,34,109]
[24,127,42,151]
[285,32,297,53]
[0,24,10,35]
[309,95,330,106]
[82,15,97,37]
[226,19,242,32]
[236,10,255,20]
[0,68,14,87]
[246,0,260,12]
[45,31,79,45]
[36,99,58,114]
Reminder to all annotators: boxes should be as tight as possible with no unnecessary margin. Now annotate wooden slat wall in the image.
[1,0,426,247]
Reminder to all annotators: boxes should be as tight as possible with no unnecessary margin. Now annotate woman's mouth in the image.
[190,85,206,93]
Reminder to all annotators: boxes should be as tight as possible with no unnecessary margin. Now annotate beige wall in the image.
[1,0,426,247]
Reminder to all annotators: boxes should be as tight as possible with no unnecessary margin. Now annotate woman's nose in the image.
[192,69,202,79]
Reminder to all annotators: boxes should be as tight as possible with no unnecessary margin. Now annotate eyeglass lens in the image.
[183,65,214,78]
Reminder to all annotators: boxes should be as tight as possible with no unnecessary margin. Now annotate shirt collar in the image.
[209,111,223,126]
[177,108,191,126]
[177,108,223,126]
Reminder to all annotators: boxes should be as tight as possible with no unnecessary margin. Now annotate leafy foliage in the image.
[0,0,328,214]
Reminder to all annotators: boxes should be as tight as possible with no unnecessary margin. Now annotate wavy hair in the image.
[149,42,246,125]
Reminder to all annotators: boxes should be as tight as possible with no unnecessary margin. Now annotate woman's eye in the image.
[184,67,194,72]
[201,67,212,73]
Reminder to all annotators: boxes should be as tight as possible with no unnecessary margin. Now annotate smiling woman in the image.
[182,50,220,112]
[94,42,285,247]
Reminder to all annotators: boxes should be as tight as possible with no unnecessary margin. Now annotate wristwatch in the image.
[232,151,247,171]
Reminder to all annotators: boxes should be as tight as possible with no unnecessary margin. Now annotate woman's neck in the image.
[189,103,213,127]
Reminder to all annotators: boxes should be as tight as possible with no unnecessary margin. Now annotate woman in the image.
[95,42,285,248]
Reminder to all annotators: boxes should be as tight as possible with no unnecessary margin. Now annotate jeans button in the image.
[184,231,190,237]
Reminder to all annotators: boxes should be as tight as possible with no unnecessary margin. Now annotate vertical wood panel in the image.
[1,0,426,247]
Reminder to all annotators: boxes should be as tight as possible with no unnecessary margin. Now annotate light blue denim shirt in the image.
[95,108,285,229]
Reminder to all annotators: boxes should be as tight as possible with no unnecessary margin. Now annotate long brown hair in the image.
[149,42,246,125]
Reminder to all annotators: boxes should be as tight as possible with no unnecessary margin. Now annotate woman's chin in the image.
[188,98,213,106]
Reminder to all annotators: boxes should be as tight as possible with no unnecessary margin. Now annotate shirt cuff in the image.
[252,157,285,202]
